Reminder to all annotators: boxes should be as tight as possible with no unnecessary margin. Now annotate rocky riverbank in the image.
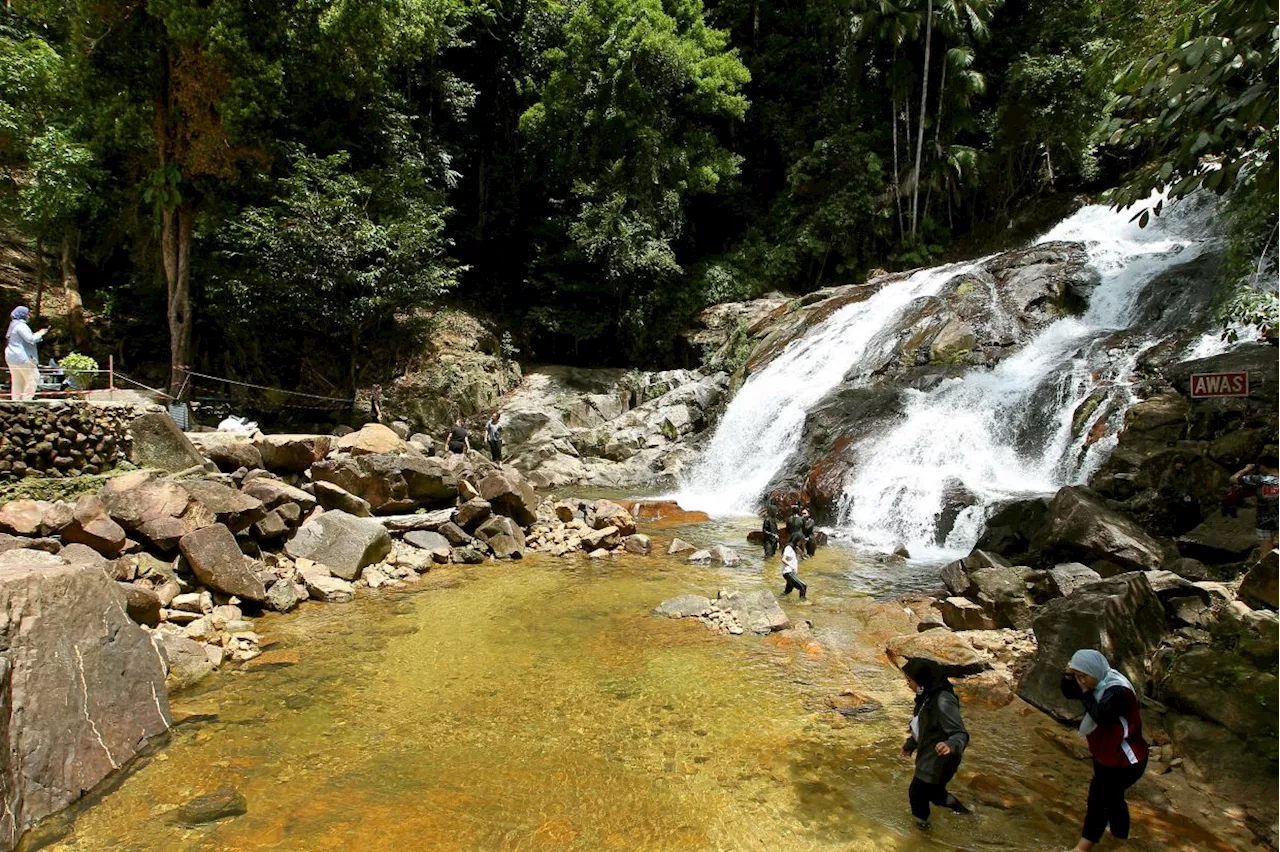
[0,412,680,850]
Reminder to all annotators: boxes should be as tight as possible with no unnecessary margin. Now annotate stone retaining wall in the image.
[0,402,134,482]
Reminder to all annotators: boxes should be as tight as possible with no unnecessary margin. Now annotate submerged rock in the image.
[175,787,248,826]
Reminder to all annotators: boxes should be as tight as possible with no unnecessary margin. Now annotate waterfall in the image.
[679,190,1230,553]
[839,192,1225,556]
[676,261,980,515]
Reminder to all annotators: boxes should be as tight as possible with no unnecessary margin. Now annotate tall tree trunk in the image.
[891,55,904,239]
[924,59,947,227]
[163,205,193,397]
[62,228,87,347]
[911,0,933,238]
[34,235,45,319]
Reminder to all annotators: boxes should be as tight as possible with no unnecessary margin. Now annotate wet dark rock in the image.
[1018,573,1167,722]
[175,787,248,825]
[1161,647,1278,740]
[655,595,712,618]
[1237,550,1278,610]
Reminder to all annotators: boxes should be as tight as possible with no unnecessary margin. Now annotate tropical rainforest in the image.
[0,0,1275,394]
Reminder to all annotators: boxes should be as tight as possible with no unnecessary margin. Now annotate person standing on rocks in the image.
[370,384,383,423]
[801,507,817,556]
[1061,649,1149,851]
[899,658,970,830]
[761,505,780,558]
[486,412,503,462]
[5,306,46,401]
[1230,455,1278,555]
[445,418,471,455]
[780,532,807,600]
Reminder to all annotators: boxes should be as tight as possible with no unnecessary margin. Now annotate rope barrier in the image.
[182,370,355,404]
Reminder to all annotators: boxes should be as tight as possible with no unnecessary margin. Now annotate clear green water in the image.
[49,525,1238,851]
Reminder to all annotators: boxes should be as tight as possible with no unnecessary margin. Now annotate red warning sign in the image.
[1189,372,1249,398]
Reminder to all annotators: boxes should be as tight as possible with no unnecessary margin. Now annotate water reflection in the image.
[47,537,1237,851]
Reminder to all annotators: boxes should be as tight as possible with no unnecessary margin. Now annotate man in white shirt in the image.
[781,533,808,600]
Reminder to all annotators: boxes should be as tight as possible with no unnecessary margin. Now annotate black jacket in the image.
[903,687,969,784]
[762,517,779,541]
[785,514,804,539]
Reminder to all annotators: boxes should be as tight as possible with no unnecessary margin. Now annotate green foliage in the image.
[58,352,97,387]
[518,0,749,361]
[208,148,460,379]
[1103,0,1278,218]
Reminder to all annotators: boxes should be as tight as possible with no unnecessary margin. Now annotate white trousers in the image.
[7,360,38,400]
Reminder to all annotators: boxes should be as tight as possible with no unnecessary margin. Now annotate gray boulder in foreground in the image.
[0,551,171,850]
[286,511,392,581]
[1017,572,1167,723]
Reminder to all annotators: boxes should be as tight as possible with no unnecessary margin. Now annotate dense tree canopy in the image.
[0,0,1274,389]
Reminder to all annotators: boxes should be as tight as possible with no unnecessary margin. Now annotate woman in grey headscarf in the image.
[1062,649,1149,850]
[4,307,46,401]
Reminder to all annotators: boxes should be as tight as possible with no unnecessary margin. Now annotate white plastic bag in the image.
[218,415,258,435]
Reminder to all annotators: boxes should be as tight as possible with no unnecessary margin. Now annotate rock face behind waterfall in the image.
[749,241,1100,518]
[0,550,171,850]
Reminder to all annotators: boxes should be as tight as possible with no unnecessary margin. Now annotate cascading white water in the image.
[676,261,979,515]
[839,192,1225,556]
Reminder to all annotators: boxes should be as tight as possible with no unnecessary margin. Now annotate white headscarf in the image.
[1068,649,1134,736]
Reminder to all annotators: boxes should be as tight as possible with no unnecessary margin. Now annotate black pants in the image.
[1082,759,1146,843]
[908,774,963,823]
[805,536,816,556]
[488,439,502,462]
[763,536,778,558]
[782,573,806,599]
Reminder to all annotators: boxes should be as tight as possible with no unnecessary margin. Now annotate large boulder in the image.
[1176,509,1259,563]
[473,515,526,551]
[181,480,266,533]
[0,500,45,536]
[1032,486,1166,572]
[1017,573,1167,722]
[0,551,171,849]
[335,423,406,456]
[974,498,1050,558]
[967,565,1034,629]
[311,453,458,514]
[1237,550,1278,610]
[129,412,207,472]
[254,434,334,474]
[188,433,262,473]
[99,476,210,536]
[284,511,392,581]
[476,470,538,526]
[885,631,991,677]
[59,494,127,557]
[178,525,268,602]
[240,478,317,514]
[1160,647,1279,740]
[311,481,372,517]
[713,589,790,634]
[590,500,636,536]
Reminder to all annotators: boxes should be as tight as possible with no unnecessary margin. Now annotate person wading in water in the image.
[445,419,471,455]
[899,658,970,829]
[780,533,807,600]
[801,507,817,556]
[761,505,780,558]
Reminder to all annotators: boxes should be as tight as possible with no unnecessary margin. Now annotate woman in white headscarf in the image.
[4,307,46,401]
[1062,649,1149,850]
